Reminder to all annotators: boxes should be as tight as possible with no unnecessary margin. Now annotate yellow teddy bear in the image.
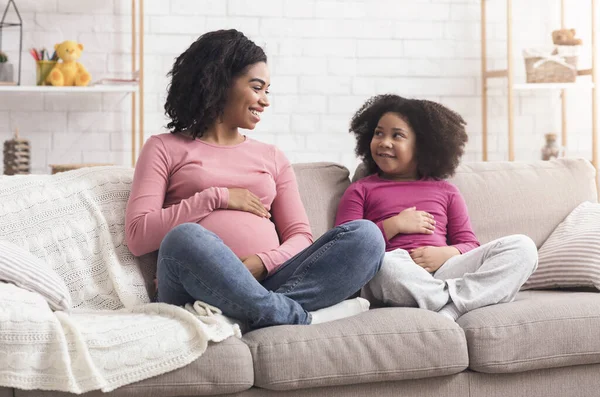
[46,40,91,87]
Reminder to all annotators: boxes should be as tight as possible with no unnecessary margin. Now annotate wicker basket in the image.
[50,163,113,174]
[523,46,579,83]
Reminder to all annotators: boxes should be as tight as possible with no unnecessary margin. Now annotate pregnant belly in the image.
[199,209,280,258]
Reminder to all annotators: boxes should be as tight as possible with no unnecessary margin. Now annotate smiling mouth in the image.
[250,109,261,117]
[377,153,396,158]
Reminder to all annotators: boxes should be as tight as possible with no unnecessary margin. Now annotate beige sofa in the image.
[4,158,600,397]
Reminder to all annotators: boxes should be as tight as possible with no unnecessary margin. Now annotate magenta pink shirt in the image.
[125,133,313,274]
[335,174,480,253]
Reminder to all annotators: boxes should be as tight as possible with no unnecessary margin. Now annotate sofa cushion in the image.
[459,290,600,373]
[13,337,254,397]
[522,201,600,290]
[293,162,350,239]
[447,158,597,246]
[243,308,468,391]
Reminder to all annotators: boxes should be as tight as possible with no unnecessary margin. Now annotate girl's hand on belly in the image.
[240,254,268,281]
[409,246,460,273]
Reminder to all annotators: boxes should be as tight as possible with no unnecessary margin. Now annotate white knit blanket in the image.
[0,167,241,394]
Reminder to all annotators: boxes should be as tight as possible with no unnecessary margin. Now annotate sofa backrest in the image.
[448,159,597,246]
[352,158,597,247]
[292,162,350,240]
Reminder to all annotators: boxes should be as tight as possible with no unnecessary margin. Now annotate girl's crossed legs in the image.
[361,234,538,320]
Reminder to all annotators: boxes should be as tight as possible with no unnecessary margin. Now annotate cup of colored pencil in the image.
[30,48,58,86]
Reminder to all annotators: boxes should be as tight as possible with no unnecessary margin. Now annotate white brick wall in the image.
[0,0,598,174]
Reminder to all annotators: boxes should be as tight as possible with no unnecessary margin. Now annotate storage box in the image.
[523,46,579,83]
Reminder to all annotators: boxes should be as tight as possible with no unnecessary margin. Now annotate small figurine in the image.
[541,133,561,161]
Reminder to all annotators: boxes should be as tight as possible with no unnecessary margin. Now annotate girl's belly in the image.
[199,209,280,258]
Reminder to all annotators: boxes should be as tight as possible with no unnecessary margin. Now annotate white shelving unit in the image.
[481,0,598,170]
[0,0,145,167]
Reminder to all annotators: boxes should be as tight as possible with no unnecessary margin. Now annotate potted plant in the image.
[0,51,14,83]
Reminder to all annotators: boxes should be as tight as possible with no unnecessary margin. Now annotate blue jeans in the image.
[156,219,384,330]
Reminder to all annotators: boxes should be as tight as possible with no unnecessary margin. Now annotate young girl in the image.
[125,30,384,331]
[335,94,538,320]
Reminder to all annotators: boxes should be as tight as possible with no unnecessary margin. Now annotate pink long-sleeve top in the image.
[335,174,480,254]
[125,133,313,274]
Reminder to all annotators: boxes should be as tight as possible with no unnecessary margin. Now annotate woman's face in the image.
[370,112,418,180]
[222,62,270,130]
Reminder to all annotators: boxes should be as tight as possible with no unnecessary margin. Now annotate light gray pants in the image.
[361,234,539,316]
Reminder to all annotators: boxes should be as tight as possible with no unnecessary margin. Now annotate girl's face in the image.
[222,62,270,130]
[370,112,418,180]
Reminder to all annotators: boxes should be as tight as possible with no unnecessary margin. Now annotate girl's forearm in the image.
[382,216,400,240]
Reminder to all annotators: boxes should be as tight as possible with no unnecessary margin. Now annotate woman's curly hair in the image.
[164,29,267,139]
[349,94,468,179]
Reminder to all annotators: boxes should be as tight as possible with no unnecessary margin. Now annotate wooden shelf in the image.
[480,0,597,170]
[0,84,138,93]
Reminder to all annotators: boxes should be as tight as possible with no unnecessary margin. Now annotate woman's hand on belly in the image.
[240,254,268,281]
[227,188,271,218]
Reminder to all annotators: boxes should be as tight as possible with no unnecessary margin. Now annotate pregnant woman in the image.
[125,29,384,331]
